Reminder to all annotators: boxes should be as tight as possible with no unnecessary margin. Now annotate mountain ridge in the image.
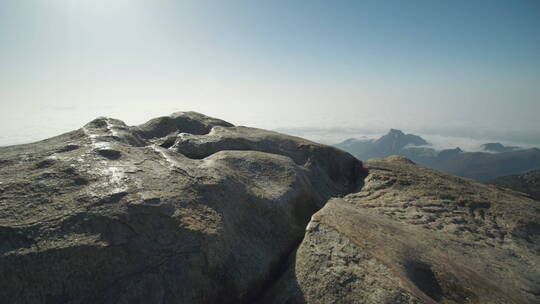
[335,129,540,182]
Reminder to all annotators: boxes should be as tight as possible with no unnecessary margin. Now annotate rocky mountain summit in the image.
[1,112,539,303]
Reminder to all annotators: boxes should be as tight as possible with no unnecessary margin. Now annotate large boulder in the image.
[264,156,540,304]
[0,112,364,304]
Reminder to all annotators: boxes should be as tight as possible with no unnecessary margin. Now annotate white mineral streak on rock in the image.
[151,144,179,168]
[82,122,128,194]
[103,166,127,193]
[305,218,319,231]
[105,118,121,138]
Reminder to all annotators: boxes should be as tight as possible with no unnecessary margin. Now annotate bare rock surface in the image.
[2,112,539,304]
[0,112,364,304]
[264,156,540,304]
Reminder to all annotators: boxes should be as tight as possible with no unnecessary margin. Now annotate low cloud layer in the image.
[278,128,539,152]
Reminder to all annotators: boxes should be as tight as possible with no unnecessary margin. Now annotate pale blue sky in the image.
[1,0,539,145]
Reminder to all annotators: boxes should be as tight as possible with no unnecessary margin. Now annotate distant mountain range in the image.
[335,129,540,182]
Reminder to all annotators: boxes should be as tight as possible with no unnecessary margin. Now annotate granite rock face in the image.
[264,156,540,304]
[0,112,364,304]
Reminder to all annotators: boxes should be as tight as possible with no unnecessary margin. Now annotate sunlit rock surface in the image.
[0,112,364,303]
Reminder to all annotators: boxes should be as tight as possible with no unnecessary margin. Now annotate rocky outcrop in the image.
[264,156,540,304]
[0,112,364,304]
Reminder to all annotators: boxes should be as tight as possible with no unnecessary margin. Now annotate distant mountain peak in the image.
[481,142,520,153]
[388,128,405,137]
[335,129,430,161]
[375,129,429,149]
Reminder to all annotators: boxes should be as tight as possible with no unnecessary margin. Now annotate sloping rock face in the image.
[0,112,364,304]
[264,156,540,304]
[488,169,540,201]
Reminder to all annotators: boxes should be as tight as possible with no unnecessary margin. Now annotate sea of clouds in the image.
[277,128,539,152]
